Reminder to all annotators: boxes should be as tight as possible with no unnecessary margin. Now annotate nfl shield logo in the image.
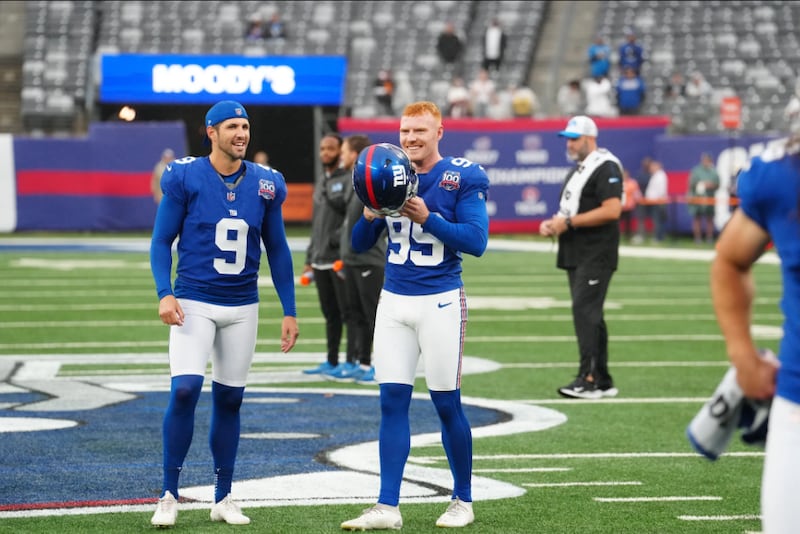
[227,191,236,202]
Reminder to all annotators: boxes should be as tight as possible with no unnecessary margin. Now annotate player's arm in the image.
[150,193,184,299]
[710,208,776,400]
[150,193,186,325]
[417,189,489,257]
[261,200,299,352]
[351,210,386,253]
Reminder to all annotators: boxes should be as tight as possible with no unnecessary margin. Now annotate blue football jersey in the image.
[737,138,800,402]
[156,156,288,306]
[380,156,490,296]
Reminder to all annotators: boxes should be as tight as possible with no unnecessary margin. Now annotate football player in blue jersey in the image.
[149,100,299,527]
[341,101,490,530]
[711,118,800,533]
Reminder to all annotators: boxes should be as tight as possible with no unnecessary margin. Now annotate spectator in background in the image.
[487,85,513,119]
[446,76,472,118]
[244,16,265,41]
[253,150,269,166]
[588,34,611,79]
[335,134,384,385]
[631,156,653,244]
[783,77,800,128]
[638,159,669,243]
[618,28,645,75]
[391,70,415,116]
[436,21,464,66]
[511,83,539,117]
[687,152,720,243]
[685,71,713,100]
[373,69,395,116]
[635,155,653,191]
[557,79,584,116]
[469,68,497,118]
[151,148,175,204]
[583,75,617,117]
[665,71,686,100]
[482,18,507,72]
[621,167,642,241]
[265,12,287,40]
[616,66,646,115]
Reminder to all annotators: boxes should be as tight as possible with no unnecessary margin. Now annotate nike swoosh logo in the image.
[438,302,452,308]
[588,279,600,286]
[361,270,372,278]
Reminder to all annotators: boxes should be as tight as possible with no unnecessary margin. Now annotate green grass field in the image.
[0,231,780,533]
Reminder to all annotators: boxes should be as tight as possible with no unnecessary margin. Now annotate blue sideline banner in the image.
[100,54,347,105]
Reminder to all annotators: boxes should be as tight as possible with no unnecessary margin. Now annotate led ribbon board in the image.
[100,54,347,105]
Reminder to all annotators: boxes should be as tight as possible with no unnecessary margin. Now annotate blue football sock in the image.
[377,383,413,506]
[161,374,204,499]
[431,389,473,502]
[210,381,245,502]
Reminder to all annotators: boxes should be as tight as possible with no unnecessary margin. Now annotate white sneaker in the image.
[341,504,403,530]
[151,491,178,527]
[435,498,474,528]
[210,494,251,525]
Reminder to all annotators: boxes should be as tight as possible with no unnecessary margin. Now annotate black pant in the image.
[314,268,354,365]
[567,265,614,385]
[342,264,385,366]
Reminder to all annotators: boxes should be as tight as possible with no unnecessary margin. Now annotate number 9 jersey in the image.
[152,156,289,306]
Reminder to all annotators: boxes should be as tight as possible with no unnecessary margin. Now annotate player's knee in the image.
[380,383,413,416]
[430,389,462,423]
[212,381,245,411]
[169,375,204,410]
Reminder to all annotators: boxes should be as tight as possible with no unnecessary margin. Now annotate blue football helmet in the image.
[352,143,418,216]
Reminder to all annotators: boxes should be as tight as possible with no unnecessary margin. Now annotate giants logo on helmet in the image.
[353,143,418,216]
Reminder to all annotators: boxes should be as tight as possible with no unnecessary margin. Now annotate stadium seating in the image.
[17,0,798,136]
[595,0,799,134]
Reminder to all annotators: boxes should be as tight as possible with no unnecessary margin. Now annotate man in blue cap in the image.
[539,115,624,399]
[149,100,299,527]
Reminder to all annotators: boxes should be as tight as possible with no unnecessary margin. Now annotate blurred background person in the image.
[621,167,642,241]
[373,69,395,116]
[302,134,353,377]
[687,152,720,243]
[446,76,472,118]
[151,148,175,204]
[557,79,584,116]
[436,21,464,66]
[331,134,385,384]
[253,150,269,166]
[482,17,507,72]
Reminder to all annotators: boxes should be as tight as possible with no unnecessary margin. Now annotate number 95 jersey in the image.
[161,156,288,305]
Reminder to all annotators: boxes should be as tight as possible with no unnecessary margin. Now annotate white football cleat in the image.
[435,498,475,528]
[341,504,403,530]
[210,494,251,525]
[151,490,178,527]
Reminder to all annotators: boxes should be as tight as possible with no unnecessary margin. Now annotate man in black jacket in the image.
[436,22,464,65]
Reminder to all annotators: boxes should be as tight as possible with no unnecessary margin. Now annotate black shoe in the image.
[558,376,602,399]
[596,381,619,398]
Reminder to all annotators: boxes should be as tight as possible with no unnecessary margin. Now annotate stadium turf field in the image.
[0,232,780,533]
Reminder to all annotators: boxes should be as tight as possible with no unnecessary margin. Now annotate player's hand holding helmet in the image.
[352,143,418,216]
